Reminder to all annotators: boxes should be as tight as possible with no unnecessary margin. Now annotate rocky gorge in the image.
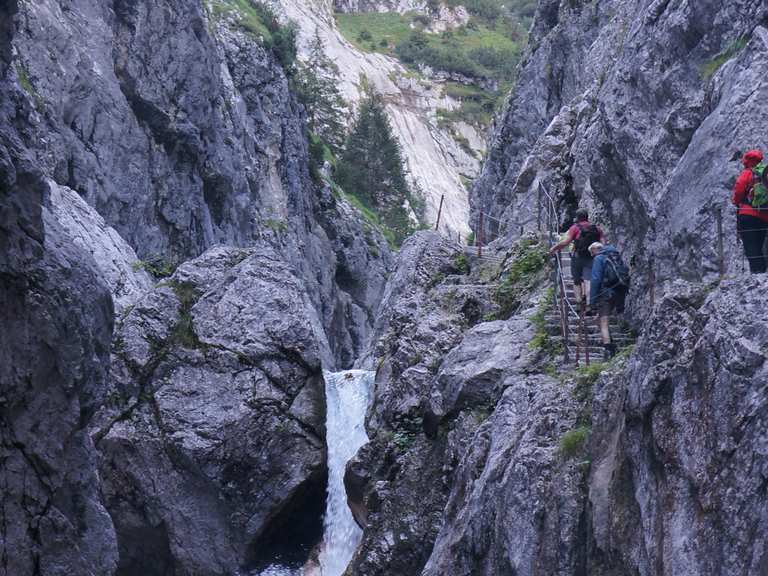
[1,1,767,576]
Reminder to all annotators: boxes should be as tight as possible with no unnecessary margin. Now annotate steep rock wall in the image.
[0,2,119,571]
[472,0,768,308]
[274,0,479,238]
[2,0,392,573]
[10,0,391,367]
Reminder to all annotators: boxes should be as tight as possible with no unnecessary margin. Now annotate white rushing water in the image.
[318,370,374,576]
[255,370,373,576]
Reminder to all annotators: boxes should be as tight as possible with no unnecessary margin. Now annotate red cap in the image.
[742,149,763,168]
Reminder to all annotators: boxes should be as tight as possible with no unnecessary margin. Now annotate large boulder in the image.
[94,246,331,575]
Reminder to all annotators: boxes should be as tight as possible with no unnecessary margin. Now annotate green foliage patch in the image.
[336,12,525,78]
[132,257,177,279]
[453,252,470,275]
[700,37,748,79]
[559,425,591,459]
[335,88,422,246]
[494,238,547,318]
[166,281,205,350]
[211,0,298,70]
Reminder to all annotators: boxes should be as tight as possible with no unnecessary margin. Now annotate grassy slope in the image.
[334,4,529,130]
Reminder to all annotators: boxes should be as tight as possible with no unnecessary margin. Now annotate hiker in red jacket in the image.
[549,209,605,306]
[732,149,768,274]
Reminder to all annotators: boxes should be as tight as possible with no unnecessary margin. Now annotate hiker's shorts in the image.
[570,254,593,284]
[597,286,628,317]
[597,298,614,318]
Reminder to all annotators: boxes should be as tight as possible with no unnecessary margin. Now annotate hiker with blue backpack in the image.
[732,149,768,274]
[588,242,630,360]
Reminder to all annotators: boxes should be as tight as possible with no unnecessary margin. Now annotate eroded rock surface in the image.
[472,1,768,308]
[95,246,330,575]
[1,3,119,570]
[587,279,768,575]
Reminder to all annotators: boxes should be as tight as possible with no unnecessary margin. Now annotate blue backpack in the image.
[603,251,630,288]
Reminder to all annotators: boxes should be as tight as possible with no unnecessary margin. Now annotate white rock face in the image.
[45,181,153,312]
[272,0,480,238]
[333,0,428,13]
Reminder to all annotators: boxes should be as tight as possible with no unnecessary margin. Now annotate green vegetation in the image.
[529,288,561,356]
[700,36,748,79]
[264,218,288,234]
[166,281,205,350]
[15,62,39,102]
[132,257,177,279]
[335,87,423,246]
[295,29,349,156]
[494,238,547,318]
[445,0,537,27]
[559,425,591,459]
[573,361,607,403]
[453,252,470,275]
[335,3,529,131]
[331,181,397,248]
[438,82,509,129]
[211,0,298,70]
[392,429,418,450]
[336,12,521,80]
[336,12,415,52]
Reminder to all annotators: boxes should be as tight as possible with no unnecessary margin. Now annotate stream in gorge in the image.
[256,370,374,576]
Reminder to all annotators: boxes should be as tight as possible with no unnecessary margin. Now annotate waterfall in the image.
[318,370,373,576]
[254,370,373,576]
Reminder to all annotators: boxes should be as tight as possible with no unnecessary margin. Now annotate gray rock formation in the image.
[94,246,330,574]
[46,181,153,313]
[3,0,390,574]
[586,279,768,575]
[333,0,428,14]
[472,0,768,312]
[348,232,546,576]
[11,0,391,368]
[1,2,119,570]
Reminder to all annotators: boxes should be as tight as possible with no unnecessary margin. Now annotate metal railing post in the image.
[716,206,725,279]
[435,194,445,231]
[478,211,484,258]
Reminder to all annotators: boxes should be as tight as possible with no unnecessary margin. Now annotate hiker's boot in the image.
[603,342,617,361]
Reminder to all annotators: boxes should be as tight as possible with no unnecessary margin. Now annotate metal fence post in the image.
[478,211,484,258]
[716,206,725,279]
[435,194,445,231]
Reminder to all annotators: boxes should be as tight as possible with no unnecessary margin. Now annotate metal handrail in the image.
[540,181,589,364]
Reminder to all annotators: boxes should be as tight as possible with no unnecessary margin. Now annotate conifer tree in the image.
[336,87,420,245]
[295,28,348,155]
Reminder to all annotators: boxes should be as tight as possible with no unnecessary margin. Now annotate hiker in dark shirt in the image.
[549,209,605,306]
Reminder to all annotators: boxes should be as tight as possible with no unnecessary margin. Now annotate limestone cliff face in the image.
[472,0,768,306]
[11,0,391,370]
[1,2,118,572]
[344,2,768,575]
[274,0,481,238]
[2,0,390,573]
